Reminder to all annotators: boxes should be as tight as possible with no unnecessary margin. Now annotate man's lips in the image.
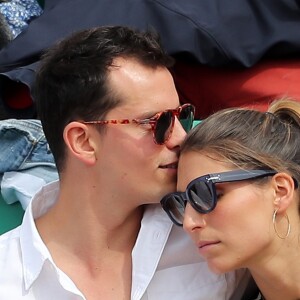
[160,162,178,169]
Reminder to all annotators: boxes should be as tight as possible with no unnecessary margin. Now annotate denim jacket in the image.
[0,119,58,208]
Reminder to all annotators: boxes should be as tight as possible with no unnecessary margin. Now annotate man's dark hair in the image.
[34,25,174,172]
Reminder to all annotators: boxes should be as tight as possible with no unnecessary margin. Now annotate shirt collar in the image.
[20,181,60,291]
[131,204,173,299]
[19,181,174,297]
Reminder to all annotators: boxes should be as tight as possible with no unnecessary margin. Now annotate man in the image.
[0,26,249,299]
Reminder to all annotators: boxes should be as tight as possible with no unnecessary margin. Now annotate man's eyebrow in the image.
[137,105,179,120]
[136,110,160,120]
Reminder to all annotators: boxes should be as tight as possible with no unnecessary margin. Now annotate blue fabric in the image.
[0,61,39,119]
[0,119,58,208]
[0,119,55,173]
[0,0,300,72]
[0,0,43,38]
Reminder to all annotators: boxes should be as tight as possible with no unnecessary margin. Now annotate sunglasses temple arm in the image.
[215,170,277,183]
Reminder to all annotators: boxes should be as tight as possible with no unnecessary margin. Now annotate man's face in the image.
[95,58,187,206]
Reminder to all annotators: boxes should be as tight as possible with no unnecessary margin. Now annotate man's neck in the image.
[35,191,144,300]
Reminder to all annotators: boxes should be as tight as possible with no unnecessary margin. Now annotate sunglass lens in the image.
[179,105,195,132]
[163,194,185,225]
[187,181,214,213]
[155,111,173,144]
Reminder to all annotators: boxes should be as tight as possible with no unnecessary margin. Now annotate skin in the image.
[178,151,300,299]
[179,151,275,273]
[36,57,186,300]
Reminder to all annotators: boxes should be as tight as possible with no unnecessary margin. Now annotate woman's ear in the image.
[272,172,295,213]
[63,122,98,166]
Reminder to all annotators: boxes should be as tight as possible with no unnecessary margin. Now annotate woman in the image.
[161,98,300,300]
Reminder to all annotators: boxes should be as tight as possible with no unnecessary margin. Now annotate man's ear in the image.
[272,172,295,213]
[63,122,98,166]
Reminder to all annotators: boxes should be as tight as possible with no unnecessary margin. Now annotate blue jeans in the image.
[0,119,58,208]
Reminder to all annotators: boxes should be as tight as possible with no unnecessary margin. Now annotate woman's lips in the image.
[197,241,220,253]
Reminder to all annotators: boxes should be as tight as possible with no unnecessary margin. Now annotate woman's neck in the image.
[249,243,300,300]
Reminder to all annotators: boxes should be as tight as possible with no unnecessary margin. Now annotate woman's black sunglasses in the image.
[83,103,195,145]
[160,169,279,226]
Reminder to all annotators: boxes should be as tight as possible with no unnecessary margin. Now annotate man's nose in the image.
[165,117,187,149]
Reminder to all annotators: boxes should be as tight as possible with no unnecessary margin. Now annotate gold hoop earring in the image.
[272,208,291,239]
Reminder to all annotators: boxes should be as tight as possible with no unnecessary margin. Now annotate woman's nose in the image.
[183,203,206,233]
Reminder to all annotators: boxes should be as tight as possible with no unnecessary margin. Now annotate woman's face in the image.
[178,151,276,274]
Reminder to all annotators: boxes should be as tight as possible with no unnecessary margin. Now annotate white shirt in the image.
[0,181,250,299]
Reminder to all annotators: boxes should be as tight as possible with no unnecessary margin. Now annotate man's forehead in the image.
[106,57,178,118]
[108,57,160,83]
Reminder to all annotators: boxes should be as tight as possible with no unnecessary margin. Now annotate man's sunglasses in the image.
[82,103,195,145]
[160,169,279,226]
